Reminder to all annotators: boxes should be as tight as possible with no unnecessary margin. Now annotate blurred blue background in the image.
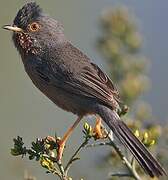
[0,0,168,179]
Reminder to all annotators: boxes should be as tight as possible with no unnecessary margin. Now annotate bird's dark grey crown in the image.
[13,2,42,29]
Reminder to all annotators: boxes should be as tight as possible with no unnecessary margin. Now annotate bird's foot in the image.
[56,139,66,161]
[46,136,65,161]
[93,117,106,139]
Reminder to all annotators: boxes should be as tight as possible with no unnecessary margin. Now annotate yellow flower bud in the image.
[40,156,54,170]
[150,140,155,146]
[88,126,92,133]
[144,132,149,139]
[134,130,140,137]
[84,122,89,131]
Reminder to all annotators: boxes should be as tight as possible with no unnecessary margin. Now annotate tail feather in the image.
[96,105,167,177]
[117,121,161,177]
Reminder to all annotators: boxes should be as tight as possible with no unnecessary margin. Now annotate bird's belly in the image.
[26,68,90,115]
[38,83,84,115]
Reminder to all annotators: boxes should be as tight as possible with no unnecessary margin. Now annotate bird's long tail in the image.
[96,104,166,177]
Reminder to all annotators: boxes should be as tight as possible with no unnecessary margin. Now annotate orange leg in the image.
[57,115,83,160]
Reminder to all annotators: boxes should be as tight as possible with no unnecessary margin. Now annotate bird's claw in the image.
[46,136,65,161]
[56,139,66,161]
[93,117,106,139]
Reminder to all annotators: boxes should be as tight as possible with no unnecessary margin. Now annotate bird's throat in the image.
[13,32,41,56]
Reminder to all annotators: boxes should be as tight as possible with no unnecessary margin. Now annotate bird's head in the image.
[3,2,66,56]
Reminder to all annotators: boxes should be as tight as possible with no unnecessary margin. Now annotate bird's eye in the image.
[28,22,40,32]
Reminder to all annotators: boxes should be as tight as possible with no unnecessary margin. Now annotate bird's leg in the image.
[93,116,106,139]
[57,116,83,161]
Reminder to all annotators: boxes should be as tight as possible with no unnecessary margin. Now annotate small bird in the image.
[3,2,166,177]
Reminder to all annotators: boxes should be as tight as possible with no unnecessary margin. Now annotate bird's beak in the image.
[2,25,23,33]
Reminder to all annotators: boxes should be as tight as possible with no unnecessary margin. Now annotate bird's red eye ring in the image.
[28,22,40,32]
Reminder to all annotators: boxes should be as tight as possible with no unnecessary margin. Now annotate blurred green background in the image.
[0,0,168,179]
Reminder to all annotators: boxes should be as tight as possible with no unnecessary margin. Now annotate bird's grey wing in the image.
[33,42,120,110]
[45,48,121,109]
[80,62,120,102]
[64,62,120,109]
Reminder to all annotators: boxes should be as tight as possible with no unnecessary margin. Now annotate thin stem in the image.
[110,172,133,177]
[56,160,67,180]
[64,138,90,175]
[48,167,62,179]
[104,128,141,180]
[85,142,111,148]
